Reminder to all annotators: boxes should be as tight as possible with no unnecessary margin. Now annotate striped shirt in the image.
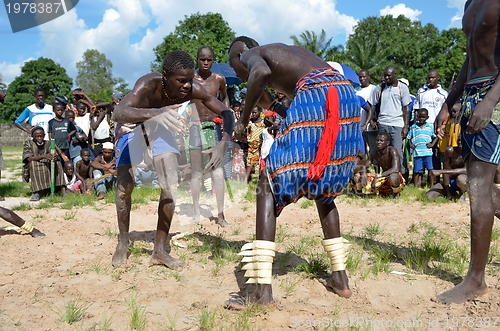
[407,122,436,157]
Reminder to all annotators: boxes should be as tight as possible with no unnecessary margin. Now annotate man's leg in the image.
[112,165,134,266]
[211,165,228,226]
[93,169,107,200]
[316,201,352,298]
[391,126,406,174]
[432,154,496,303]
[0,206,44,237]
[227,170,276,310]
[149,152,184,270]
[190,148,203,222]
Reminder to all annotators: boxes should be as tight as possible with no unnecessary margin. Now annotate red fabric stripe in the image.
[307,86,341,181]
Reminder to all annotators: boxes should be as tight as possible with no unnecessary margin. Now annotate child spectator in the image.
[76,148,93,182]
[259,110,279,171]
[66,109,93,167]
[74,101,91,137]
[231,101,245,181]
[242,106,265,183]
[368,131,406,198]
[407,108,438,187]
[48,100,76,163]
[90,100,112,156]
[91,142,116,200]
[62,161,87,195]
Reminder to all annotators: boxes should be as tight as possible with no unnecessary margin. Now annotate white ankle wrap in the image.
[321,237,350,272]
[239,240,276,284]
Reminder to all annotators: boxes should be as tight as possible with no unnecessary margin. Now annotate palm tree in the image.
[343,39,390,77]
[290,29,336,61]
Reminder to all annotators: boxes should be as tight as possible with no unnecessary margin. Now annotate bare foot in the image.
[30,228,45,238]
[215,213,229,227]
[150,251,185,270]
[112,242,129,267]
[431,281,488,304]
[190,214,201,223]
[225,285,274,310]
[97,192,105,200]
[319,271,352,298]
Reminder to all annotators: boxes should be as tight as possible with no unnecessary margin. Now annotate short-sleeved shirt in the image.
[356,84,375,131]
[15,103,54,140]
[414,84,448,124]
[48,118,76,150]
[369,82,411,127]
[407,122,436,157]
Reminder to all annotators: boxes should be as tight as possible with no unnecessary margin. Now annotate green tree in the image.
[344,15,465,92]
[0,57,72,122]
[75,49,128,101]
[151,12,236,72]
[290,29,336,61]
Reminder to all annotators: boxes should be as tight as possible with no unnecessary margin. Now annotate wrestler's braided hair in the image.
[162,50,195,75]
[229,36,259,51]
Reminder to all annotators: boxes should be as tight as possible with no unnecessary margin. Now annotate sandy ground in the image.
[1,175,500,331]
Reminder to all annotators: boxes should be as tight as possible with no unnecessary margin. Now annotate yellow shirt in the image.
[438,119,461,153]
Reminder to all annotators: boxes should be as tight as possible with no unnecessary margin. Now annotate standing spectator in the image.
[48,100,76,163]
[22,126,65,201]
[90,100,112,156]
[15,88,54,140]
[414,69,448,171]
[357,70,377,154]
[369,66,411,176]
[407,108,438,187]
[74,101,91,137]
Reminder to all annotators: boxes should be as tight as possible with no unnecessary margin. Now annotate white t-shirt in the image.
[356,84,375,131]
[74,113,90,136]
[414,84,448,124]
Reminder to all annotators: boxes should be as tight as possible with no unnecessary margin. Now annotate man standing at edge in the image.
[434,0,500,304]
[190,45,230,226]
[112,50,234,269]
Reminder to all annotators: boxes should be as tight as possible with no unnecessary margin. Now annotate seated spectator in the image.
[91,142,116,200]
[22,126,65,201]
[62,161,87,195]
[368,131,406,198]
[134,161,159,187]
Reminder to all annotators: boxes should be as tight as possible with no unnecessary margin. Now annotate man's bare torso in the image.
[191,71,224,122]
[463,0,500,80]
[372,146,400,172]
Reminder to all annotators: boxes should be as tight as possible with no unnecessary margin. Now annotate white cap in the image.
[102,142,114,150]
[398,78,409,86]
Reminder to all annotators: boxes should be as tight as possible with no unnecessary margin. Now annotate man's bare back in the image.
[238,44,330,98]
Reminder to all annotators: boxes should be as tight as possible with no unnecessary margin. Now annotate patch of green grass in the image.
[364,223,383,239]
[369,245,394,276]
[275,224,290,244]
[279,277,301,298]
[11,202,32,211]
[300,198,314,209]
[198,308,217,331]
[275,251,292,273]
[63,210,77,220]
[0,180,31,198]
[294,254,328,278]
[104,226,118,239]
[128,241,151,258]
[54,297,91,325]
[345,247,363,275]
[129,296,147,331]
[244,179,258,203]
[492,226,500,242]
[88,260,109,275]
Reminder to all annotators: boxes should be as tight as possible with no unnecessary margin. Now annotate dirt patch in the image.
[0,188,499,330]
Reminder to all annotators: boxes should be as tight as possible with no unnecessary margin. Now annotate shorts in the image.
[116,124,178,167]
[413,155,433,173]
[188,121,216,150]
[460,116,500,165]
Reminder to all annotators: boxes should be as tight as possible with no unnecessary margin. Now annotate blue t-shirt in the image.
[407,122,436,157]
